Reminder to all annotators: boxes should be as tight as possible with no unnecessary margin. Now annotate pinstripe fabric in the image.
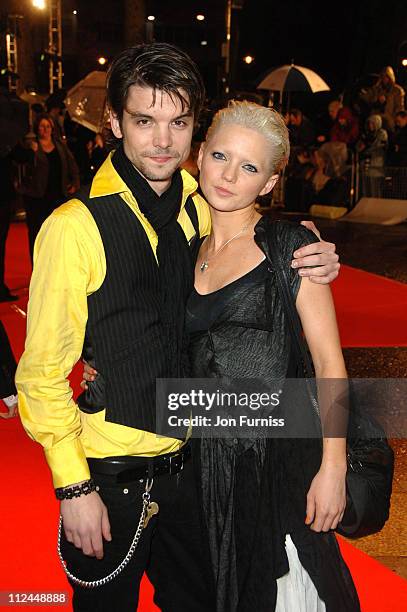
[83,192,170,431]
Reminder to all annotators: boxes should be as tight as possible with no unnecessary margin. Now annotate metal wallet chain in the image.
[57,478,153,588]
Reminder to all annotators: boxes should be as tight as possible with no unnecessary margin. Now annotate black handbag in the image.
[266,222,394,539]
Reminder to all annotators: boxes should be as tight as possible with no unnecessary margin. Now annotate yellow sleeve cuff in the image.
[45,438,90,489]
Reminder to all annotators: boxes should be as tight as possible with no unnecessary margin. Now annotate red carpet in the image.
[331,265,407,348]
[1,222,407,610]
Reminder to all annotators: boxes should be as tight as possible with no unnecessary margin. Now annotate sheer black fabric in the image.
[185,217,360,612]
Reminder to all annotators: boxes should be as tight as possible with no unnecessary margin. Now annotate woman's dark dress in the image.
[185,217,360,612]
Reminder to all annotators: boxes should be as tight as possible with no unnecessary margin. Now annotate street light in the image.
[196,14,205,21]
[32,0,46,9]
[98,57,107,66]
[402,58,407,67]
[243,55,254,64]
[147,15,155,21]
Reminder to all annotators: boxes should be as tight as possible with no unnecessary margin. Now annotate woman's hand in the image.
[80,361,98,391]
[305,462,347,532]
[0,398,18,419]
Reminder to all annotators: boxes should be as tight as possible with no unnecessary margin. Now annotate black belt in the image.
[87,444,191,483]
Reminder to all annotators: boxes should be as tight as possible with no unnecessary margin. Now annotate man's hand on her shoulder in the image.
[61,488,111,559]
[291,220,340,285]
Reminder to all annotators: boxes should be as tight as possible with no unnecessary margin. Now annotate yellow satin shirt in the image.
[16,154,211,488]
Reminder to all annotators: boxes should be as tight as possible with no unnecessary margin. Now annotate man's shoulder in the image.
[43,197,101,244]
[51,196,94,222]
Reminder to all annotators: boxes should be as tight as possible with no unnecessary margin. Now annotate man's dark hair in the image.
[106,43,205,129]
[396,110,407,119]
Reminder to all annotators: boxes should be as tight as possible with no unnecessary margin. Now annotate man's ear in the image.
[109,110,123,139]
[259,174,279,196]
[197,142,205,172]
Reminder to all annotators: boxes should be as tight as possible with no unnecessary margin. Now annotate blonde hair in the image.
[205,100,290,173]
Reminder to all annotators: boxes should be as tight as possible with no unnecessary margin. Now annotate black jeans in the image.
[60,458,215,612]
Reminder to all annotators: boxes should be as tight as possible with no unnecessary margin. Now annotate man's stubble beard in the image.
[136,158,180,183]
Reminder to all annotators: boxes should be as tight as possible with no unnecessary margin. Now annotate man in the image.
[16,43,340,611]
[46,94,67,142]
[360,66,405,133]
[288,108,316,149]
[389,110,407,166]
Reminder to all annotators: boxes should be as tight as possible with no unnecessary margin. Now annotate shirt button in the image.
[123,488,129,495]
[233,438,238,444]
[95,485,100,492]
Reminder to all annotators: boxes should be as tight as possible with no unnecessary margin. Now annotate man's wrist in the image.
[55,478,96,500]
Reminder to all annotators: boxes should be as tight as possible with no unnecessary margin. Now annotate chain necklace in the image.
[200,211,256,273]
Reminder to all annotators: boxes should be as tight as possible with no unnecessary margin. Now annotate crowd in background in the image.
[283,66,406,211]
[0,64,406,302]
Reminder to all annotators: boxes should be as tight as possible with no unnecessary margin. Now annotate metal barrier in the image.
[357,161,407,201]
[269,152,407,212]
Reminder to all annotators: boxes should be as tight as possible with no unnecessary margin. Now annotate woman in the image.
[84,102,359,611]
[19,113,80,261]
[186,101,359,611]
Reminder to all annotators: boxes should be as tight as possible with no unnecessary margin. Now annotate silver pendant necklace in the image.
[200,212,255,273]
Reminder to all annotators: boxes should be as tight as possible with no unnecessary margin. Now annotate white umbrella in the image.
[257,63,330,93]
[65,71,108,133]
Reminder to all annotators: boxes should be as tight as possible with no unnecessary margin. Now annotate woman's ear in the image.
[197,142,205,172]
[259,174,279,196]
[109,111,123,139]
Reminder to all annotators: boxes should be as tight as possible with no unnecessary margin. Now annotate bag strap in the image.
[266,223,320,419]
[267,223,314,378]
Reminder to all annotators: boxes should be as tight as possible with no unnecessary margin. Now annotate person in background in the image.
[81,133,109,185]
[0,320,18,418]
[19,113,80,262]
[90,133,108,174]
[289,108,316,149]
[357,114,388,197]
[46,97,67,142]
[388,110,407,167]
[0,152,18,302]
[359,66,405,133]
[357,114,388,165]
[330,107,359,149]
[316,100,341,144]
[309,143,349,207]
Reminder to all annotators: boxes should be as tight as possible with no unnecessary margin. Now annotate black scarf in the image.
[112,144,194,376]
